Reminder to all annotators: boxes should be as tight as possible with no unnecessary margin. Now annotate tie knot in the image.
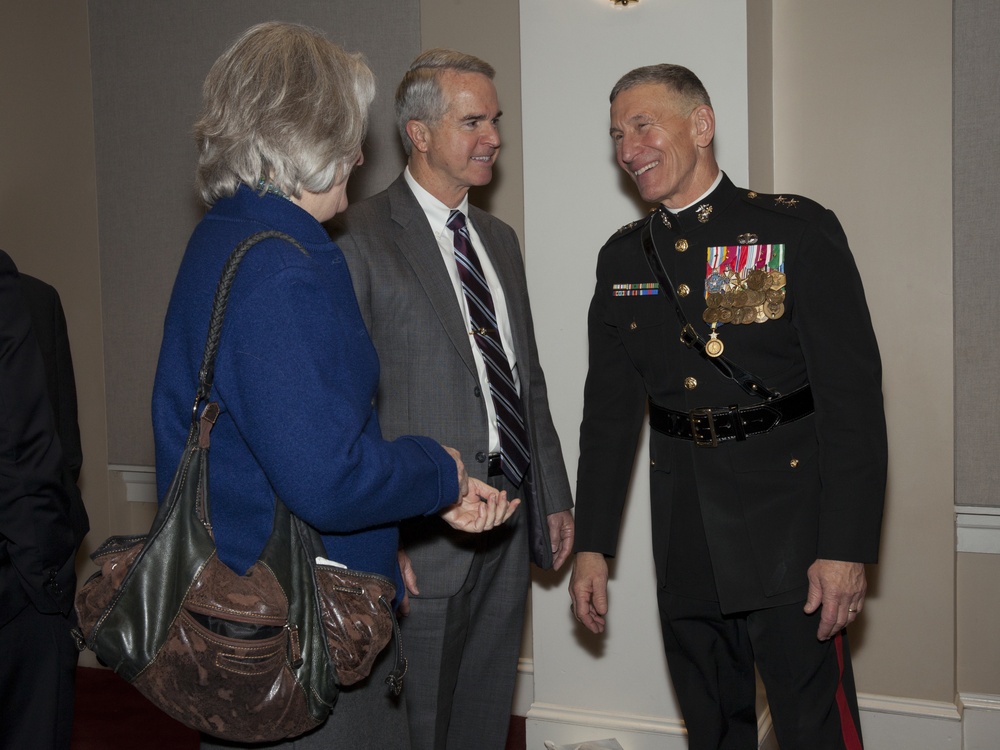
[447,210,467,233]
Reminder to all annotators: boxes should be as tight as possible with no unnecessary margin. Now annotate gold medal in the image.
[746,269,768,291]
[718,307,734,324]
[706,292,723,308]
[702,307,720,324]
[754,305,768,323]
[768,270,787,289]
[766,302,785,320]
[705,325,724,357]
[766,288,786,304]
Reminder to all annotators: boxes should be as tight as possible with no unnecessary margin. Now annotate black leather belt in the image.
[648,385,814,448]
[487,453,503,476]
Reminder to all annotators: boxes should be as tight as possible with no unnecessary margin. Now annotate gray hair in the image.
[609,64,712,112]
[194,22,376,206]
[394,48,495,156]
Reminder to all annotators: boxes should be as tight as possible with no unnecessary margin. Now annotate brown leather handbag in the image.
[72,231,405,743]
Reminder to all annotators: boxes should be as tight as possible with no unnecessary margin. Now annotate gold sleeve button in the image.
[789,458,800,468]
[684,377,698,390]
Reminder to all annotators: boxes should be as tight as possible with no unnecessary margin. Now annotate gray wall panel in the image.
[954,0,1000,507]
[89,1,419,466]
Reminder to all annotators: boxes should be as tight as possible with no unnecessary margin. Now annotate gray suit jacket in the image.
[336,175,572,596]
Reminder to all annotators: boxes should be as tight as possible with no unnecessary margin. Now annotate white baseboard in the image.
[955,506,1000,554]
[959,693,1000,750]
[513,657,534,717]
[857,692,962,749]
[110,464,157,503]
[525,691,1000,750]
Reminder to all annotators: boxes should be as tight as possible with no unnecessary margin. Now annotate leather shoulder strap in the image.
[640,218,775,400]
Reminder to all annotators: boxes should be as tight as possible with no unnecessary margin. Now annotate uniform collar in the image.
[657,172,741,234]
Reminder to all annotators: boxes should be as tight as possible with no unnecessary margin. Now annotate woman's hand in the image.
[440,477,520,533]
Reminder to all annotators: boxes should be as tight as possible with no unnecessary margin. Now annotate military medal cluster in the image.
[702,243,786,358]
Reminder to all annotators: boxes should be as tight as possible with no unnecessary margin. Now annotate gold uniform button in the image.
[629,321,638,330]
[683,377,697,390]
[675,239,689,252]
[789,458,800,468]
[677,283,690,297]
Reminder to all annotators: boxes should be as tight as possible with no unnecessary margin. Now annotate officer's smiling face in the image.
[610,82,714,209]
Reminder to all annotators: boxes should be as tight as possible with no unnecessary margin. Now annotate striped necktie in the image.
[447,209,531,486]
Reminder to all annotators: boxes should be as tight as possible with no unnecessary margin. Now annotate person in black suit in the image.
[569,65,886,749]
[0,250,88,750]
[17,272,88,546]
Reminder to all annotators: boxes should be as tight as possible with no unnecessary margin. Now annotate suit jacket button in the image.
[476,451,487,464]
[677,283,690,297]
[474,385,482,397]
[789,458,800,468]
[684,377,697,390]
[675,239,689,252]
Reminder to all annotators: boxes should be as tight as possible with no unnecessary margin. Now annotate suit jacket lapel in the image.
[387,177,479,378]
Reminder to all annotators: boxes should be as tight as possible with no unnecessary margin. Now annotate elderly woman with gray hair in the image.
[152,22,517,750]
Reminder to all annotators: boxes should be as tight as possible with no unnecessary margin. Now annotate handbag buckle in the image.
[689,407,718,448]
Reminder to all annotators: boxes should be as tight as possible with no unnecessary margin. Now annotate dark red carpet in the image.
[71,667,526,749]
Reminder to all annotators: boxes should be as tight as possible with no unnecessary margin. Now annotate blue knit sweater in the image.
[152,186,458,593]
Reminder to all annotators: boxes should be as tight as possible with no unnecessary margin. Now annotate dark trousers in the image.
[200,641,411,750]
[657,591,864,750]
[0,603,78,750]
[401,475,529,750]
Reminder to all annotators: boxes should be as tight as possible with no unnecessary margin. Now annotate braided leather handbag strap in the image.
[191,230,307,418]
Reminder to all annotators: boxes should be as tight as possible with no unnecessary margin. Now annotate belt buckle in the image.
[689,407,718,448]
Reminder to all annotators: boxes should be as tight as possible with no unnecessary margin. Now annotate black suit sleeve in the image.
[0,252,78,621]
[574,248,649,557]
[18,274,89,548]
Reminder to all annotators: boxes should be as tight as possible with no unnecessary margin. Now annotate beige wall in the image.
[1,4,110,564]
[958,553,1000,693]
[771,0,956,702]
[419,0,525,243]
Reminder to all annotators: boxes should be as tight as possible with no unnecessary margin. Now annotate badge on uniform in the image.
[613,282,660,297]
[700,244,786,357]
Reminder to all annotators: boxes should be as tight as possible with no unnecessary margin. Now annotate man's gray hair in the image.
[394,49,495,156]
[194,21,375,206]
[610,64,712,112]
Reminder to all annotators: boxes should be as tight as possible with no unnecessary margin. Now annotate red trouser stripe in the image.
[834,632,863,750]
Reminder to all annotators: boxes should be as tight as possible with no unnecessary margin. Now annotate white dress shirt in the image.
[404,167,520,454]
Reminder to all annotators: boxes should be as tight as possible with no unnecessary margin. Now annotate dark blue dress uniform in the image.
[575,173,886,749]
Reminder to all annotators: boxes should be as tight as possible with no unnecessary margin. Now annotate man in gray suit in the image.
[337,49,574,750]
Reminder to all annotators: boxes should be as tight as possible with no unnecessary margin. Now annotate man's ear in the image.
[692,105,716,148]
[406,120,430,154]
